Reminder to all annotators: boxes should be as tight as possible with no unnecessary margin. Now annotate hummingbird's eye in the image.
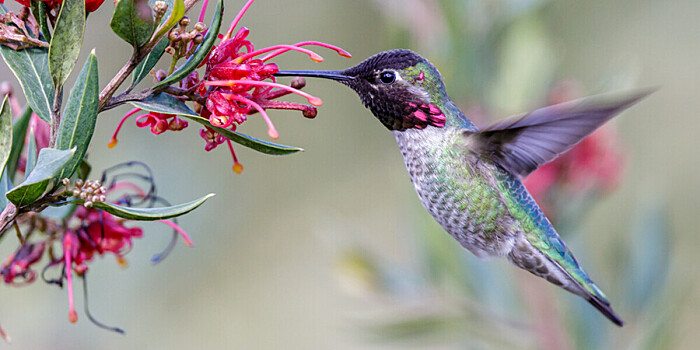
[379,71,396,84]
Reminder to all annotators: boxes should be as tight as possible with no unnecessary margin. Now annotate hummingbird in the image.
[276,49,651,326]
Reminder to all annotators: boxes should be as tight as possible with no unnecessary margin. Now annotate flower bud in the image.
[153,1,168,15]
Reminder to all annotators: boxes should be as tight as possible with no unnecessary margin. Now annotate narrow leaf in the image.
[152,0,184,42]
[132,37,168,86]
[111,0,155,48]
[0,46,54,122]
[7,107,32,179]
[30,0,52,42]
[184,115,304,156]
[0,172,12,212]
[41,202,77,220]
[25,129,37,178]
[0,96,12,179]
[86,193,215,221]
[131,0,180,86]
[48,0,86,88]
[152,0,223,90]
[129,92,198,117]
[6,147,75,207]
[77,159,91,180]
[56,50,99,179]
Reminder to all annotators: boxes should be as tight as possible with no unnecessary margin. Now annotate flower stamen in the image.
[223,0,256,41]
[226,140,244,173]
[261,41,352,61]
[109,108,141,148]
[63,233,78,323]
[223,93,279,139]
[233,44,324,64]
[157,220,194,246]
[205,80,322,106]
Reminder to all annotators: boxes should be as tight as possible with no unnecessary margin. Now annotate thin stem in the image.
[82,275,125,334]
[13,221,22,244]
[98,0,206,112]
[0,204,17,241]
[49,87,62,148]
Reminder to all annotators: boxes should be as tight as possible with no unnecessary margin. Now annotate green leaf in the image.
[6,147,75,207]
[7,107,32,179]
[152,0,223,90]
[30,0,52,42]
[129,92,198,117]
[130,0,181,86]
[0,171,12,213]
[152,0,184,43]
[184,115,304,156]
[48,0,86,89]
[77,159,91,180]
[25,129,37,178]
[0,96,12,179]
[85,193,215,220]
[56,50,99,179]
[0,46,55,122]
[41,202,77,220]
[132,36,168,86]
[111,0,155,48]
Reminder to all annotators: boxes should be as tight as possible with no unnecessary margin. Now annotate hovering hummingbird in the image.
[276,49,651,326]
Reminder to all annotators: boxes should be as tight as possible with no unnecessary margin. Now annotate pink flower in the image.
[108,109,188,148]
[109,0,349,173]
[1,242,45,285]
[6,0,106,12]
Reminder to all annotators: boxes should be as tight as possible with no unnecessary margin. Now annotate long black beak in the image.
[274,70,352,82]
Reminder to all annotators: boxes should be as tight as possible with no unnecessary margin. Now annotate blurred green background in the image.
[1,0,699,349]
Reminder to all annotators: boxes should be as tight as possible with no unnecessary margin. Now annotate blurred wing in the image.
[465,89,654,177]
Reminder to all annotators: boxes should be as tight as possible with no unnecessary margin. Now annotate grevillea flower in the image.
[108,109,189,148]
[1,163,193,332]
[1,242,45,285]
[4,0,106,12]
[110,0,350,173]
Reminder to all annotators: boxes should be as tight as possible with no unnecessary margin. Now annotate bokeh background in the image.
[1,0,699,349]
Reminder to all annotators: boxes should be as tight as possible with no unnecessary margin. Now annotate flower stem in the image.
[98,0,205,113]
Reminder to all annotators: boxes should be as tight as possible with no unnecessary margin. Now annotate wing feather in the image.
[466,89,654,177]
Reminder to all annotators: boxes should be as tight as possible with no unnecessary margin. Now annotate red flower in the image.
[60,204,193,322]
[8,0,105,12]
[108,109,189,148]
[69,206,144,269]
[1,242,45,285]
[109,0,349,173]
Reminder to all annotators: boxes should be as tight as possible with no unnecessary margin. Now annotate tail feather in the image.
[587,296,624,327]
[508,238,625,326]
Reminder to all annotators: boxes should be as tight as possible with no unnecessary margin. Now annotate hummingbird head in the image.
[276,49,448,131]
